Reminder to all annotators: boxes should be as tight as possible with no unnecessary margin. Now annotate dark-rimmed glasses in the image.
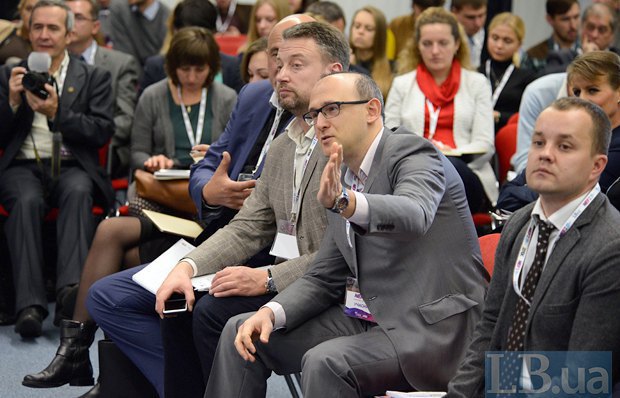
[303,100,371,126]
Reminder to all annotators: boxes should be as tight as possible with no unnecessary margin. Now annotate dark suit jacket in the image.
[94,46,140,175]
[0,56,115,207]
[448,194,620,397]
[139,52,244,95]
[189,79,291,223]
[274,128,488,391]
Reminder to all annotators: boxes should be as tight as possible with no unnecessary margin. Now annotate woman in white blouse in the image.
[386,7,497,211]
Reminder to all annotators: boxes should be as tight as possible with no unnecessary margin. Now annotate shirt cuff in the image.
[262,301,286,330]
[347,191,369,230]
[180,257,198,277]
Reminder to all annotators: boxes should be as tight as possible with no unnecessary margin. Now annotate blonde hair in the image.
[349,6,393,98]
[397,7,470,74]
[487,12,525,66]
[246,0,291,45]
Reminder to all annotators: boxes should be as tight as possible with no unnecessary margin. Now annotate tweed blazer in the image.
[186,129,328,291]
[448,193,620,397]
[130,79,237,170]
[385,68,498,203]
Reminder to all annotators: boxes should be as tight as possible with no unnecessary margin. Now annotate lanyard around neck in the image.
[177,85,207,147]
[290,135,318,224]
[252,107,285,176]
[512,185,600,305]
[216,0,236,32]
[485,59,515,108]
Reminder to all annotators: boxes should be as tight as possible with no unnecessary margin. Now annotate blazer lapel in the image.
[361,129,389,193]
[61,59,84,111]
[528,194,604,316]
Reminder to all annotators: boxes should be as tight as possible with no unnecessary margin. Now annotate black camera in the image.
[22,71,54,100]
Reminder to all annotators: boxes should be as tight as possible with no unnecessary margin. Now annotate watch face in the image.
[335,196,349,212]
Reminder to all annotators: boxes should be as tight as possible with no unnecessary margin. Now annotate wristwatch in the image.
[265,268,277,294]
[328,186,349,214]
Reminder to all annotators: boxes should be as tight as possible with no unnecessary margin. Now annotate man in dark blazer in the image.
[207,72,488,396]
[66,0,140,179]
[0,0,114,338]
[448,97,620,397]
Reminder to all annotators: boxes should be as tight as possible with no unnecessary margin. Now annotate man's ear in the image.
[366,98,382,123]
[591,153,608,180]
[329,62,343,73]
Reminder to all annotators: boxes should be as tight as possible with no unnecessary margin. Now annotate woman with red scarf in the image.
[386,7,497,213]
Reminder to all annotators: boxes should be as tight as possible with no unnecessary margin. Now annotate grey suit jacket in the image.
[186,130,328,291]
[448,194,620,397]
[130,79,237,170]
[274,128,488,391]
[94,46,140,173]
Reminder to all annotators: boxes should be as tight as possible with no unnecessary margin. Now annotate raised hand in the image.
[317,141,343,208]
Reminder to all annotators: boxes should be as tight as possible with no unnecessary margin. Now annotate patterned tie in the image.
[500,216,555,393]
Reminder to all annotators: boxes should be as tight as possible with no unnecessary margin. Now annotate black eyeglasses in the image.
[303,100,371,126]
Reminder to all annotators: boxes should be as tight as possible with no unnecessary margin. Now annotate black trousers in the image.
[161,292,275,398]
[0,161,95,314]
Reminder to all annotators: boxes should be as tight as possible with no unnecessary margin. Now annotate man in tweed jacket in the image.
[86,19,349,397]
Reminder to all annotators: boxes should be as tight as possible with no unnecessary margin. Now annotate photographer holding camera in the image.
[0,0,114,338]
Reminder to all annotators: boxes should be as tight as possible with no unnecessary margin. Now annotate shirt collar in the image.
[80,40,97,65]
[531,186,594,230]
[286,117,314,149]
[470,28,485,45]
[344,127,384,186]
[269,90,281,111]
[134,0,159,20]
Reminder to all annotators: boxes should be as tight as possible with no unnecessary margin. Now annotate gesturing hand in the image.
[202,151,256,210]
[234,307,275,362]
[317,141,343,208]
[209,266,269,297]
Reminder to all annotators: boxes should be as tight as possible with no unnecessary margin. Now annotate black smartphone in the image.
[163,295,187,315]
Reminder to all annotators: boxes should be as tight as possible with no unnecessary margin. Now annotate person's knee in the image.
[302,343,344,376]
[10,191,45,213]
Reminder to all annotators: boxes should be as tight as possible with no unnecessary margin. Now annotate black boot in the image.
[22,320,96,388]
[77,381,101,397]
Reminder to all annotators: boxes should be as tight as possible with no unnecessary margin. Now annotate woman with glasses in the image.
[385,7,497,213]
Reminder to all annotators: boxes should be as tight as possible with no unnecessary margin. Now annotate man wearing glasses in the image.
[206,72,489,397]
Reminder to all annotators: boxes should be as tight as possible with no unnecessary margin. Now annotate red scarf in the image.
[416,60,461,148]
[416,59,461,107]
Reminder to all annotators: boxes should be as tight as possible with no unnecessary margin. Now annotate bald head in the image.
[266,14,316,85]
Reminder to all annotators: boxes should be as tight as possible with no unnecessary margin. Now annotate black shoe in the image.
[77,382,101,398]
[14,306,44,338]
[22,320,96,388]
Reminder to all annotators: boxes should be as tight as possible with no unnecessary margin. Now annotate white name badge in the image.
[269,220,300,260]
[343,277,375,323]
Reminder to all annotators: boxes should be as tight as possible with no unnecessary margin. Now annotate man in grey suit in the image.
[208,72,488,396]
[448,97,620,397]
[66,0,139,178]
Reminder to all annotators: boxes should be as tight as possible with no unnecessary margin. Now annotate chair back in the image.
[479,233,501,280]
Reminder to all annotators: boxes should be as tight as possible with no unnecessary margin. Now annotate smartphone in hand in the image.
[163,294,188,316]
